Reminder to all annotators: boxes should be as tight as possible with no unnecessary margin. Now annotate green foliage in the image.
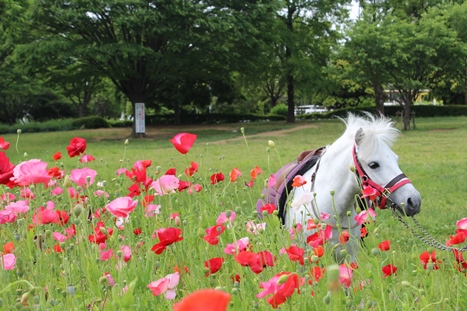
[0,119,75,134]
[146,113,285,125]
[71,116,109,129]
[269,103,288,117]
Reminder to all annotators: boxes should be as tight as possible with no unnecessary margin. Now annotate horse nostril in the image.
[407,198,413,209]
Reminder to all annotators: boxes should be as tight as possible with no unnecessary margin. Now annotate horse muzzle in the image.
[390,185,422,216]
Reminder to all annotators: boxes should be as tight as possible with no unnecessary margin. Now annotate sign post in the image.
[135,103,146,136]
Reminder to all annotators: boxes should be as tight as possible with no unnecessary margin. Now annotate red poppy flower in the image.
[203,225,226,245]
[169,133,197,154]
[3,242,14,254]
[339,231,350,245]
[453,249,467,272]
[88,221,114,244]
[250,166,262,180]
[205,257,225,276]
[66,137,87,158]
[210,172,225,185]
[234,251,264,274]
[52,151,62,161]
[229,167,242,182]
[230,274,241,283]
[178,181,190,192]
[185,161,199,177]
[257,250,276,269]
[291,175,307,187]
[53,244,63,253]
[257,272,304,309]
[381,264,397,277]
[260,204,276,215]
[309,266,325,284]
[313,245,325,258]
[151,227,184,255]
[133,228,142,235]
[0,152,15,185]
[419,251,441,270]
[142,195,155,207]
[360,226,368,238]
[0,137,10,150]
[173,289,231,311]
[446,232,466,246]
[165,168,177,175]
[285,245,305,265]
[378,240,391,251]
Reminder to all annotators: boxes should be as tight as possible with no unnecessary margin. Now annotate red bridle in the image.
[352,144,412,209]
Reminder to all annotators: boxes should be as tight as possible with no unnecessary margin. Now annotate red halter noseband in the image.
[352,144,412,209]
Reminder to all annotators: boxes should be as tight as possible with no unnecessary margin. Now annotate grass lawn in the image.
[1,116,467,310]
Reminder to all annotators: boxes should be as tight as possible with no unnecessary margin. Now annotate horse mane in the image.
[340,112,400,158]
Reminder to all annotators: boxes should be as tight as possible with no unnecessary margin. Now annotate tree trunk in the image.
[402,100,411,131]
[373,82,384,115]
[286,73,295,123]
[173,102,181,125]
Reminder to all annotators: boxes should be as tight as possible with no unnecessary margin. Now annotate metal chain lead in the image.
[389,206,467,252]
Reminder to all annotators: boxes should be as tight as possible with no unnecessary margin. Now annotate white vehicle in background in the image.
[294,105,327,115]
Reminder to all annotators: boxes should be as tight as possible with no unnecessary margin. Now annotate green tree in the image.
[24,0,279,135]
[276,0,350,123]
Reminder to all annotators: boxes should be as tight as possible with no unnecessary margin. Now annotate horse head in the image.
[354,124,421,216]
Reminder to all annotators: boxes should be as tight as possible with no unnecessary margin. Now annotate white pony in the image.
[285,113,422,262]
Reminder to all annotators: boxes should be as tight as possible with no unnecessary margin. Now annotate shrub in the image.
[269,104,288,117]
[71,116,109,129]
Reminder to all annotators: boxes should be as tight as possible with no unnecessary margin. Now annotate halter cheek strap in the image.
[352,144,412,209]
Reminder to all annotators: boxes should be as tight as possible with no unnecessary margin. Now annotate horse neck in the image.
[314,139,359,217]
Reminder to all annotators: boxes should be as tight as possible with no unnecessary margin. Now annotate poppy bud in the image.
[401,281,411,287]
[17,129,22,134]
[73,204,83,217]
[124,139,129,146]
[268,140,275,148]
[277,274,291,284]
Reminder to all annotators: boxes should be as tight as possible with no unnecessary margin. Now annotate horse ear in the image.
[355,128,364,145]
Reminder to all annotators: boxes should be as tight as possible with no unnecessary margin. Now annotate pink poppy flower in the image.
[257,272,304,308]
[11,159,52,187]
[246,221,266,234]
[70,168,97,187]
[20,188,35,199]
[52,232,67,242]
[1,253,16,270]
[306,225,333,248]
[169,133,197,154]
[338,264,353,288]
[5,200,29,214]
[224,237,250,255]
[151,175,180,196]
[354,208,377,225]
[94,190,109,198]
[116,168,128,176]
[148,272,180,300]
[121,245,132,262]
[267,174,276,188]
[50,186,63,196]
[105,196,138,218]
[0,210,17,224]
[188,184,203,193]
[0,192,16,202]
[99,249,114,261]
[457,218,467,230]
[144,204,161,217]
[79,154,96,163]
[216,211,236,225]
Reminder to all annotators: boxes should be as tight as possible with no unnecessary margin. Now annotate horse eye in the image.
[368,162,380,169]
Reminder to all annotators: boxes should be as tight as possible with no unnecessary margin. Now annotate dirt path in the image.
[211,124,317,144]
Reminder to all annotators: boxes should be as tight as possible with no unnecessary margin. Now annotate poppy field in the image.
[1,117,467,310]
